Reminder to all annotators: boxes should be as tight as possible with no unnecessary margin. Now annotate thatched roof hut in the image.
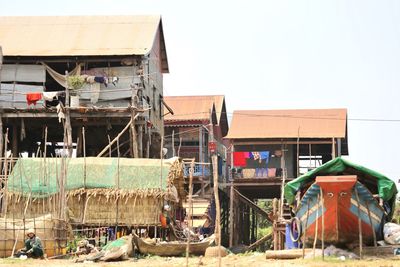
[5,157,185,226]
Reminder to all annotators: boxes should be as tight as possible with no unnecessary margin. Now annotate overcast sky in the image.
[1,0,400,184]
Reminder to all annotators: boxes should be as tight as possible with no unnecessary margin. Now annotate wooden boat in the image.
[132,232,215,256]
[285,158,397,246]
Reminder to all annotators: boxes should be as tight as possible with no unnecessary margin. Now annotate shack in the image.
[224,108,349,248]
[0,15,169,158]
[0,157,184,257]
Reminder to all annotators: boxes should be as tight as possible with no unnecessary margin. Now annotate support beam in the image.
[229,183,235,247]
[233,188,272,221]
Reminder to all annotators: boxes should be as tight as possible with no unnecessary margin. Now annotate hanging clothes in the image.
[94,76,108,87]
[233,152,247,167]
[42,91,60,101]
[26,93,42,105]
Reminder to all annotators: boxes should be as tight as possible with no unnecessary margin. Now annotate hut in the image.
[0,156,184,257]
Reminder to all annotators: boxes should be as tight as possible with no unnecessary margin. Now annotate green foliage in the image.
[67,75,85,89]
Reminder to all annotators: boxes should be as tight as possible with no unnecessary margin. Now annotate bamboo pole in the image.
[185,159,194,267]
[212,154,222,267]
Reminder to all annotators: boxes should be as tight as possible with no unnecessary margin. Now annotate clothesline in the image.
[0,87,145,94]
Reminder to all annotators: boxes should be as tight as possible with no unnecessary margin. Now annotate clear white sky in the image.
[1,0,400,184]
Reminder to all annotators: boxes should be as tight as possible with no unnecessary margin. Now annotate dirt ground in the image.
[1,253,400,267]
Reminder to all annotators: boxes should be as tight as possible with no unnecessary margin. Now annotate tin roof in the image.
[226,108,347,139]
[164,95,225,123]
[0,15,168,71]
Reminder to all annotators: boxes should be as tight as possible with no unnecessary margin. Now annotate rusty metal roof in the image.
[0,15,166,62]
[164,95,225,122]
[226,109,347,139]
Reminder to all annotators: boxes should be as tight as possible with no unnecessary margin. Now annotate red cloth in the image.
[233,152,247,167]
[26,93,42,105]
[268,168,277,178]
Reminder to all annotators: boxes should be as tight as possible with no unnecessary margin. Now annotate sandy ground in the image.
[1,253,400,267]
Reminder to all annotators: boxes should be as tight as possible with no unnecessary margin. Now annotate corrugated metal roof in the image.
[0,15,161,57]
[164,95,225,122]
[226,109,347,139]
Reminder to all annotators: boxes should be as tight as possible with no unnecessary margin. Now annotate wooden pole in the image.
[296,127,300,177]
[355,187,363,259]
[172,130,175,157]
[97,114,140,157]
[229,183,234,247]
[160,137,164,188]
[2,128,9,215]
[131,110,139,158]
[186,159,194,267]
[320,187,325,261]
[82,127,86,187]
[107,135,112,157]
[280,144,286,218]
[312,194,320,258]
[64,71,73,157]
[302,199,310,259]
[138,125,143,158]
[212,154,222,267]
[331,138,336,159]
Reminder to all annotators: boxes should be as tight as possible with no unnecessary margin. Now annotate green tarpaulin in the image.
[7,157,176,197]
[284,157,397,205]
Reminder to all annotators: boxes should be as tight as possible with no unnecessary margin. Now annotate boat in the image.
[284,157,397,246]
[132,232,215,256]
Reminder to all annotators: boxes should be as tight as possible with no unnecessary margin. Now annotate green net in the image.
[7,157,174,198]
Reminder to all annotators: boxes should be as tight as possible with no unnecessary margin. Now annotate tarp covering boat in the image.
[284,157,397,217]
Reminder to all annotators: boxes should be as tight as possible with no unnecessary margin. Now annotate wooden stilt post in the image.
[138,125,143,158]
[212,154,222,267]
[172,130,175,157]
[296,127,300,177]
[229,183,234,247]
[272,198,278,250]
[186,159,194,267]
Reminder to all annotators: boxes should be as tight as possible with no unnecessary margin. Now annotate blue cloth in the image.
[259,151,270,161]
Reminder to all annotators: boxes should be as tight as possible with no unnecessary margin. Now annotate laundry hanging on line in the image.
[26,93,42,105]
[42,91,63,101]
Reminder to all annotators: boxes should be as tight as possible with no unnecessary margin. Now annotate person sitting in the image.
[199,213,214,238]
[15,229,44,258]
